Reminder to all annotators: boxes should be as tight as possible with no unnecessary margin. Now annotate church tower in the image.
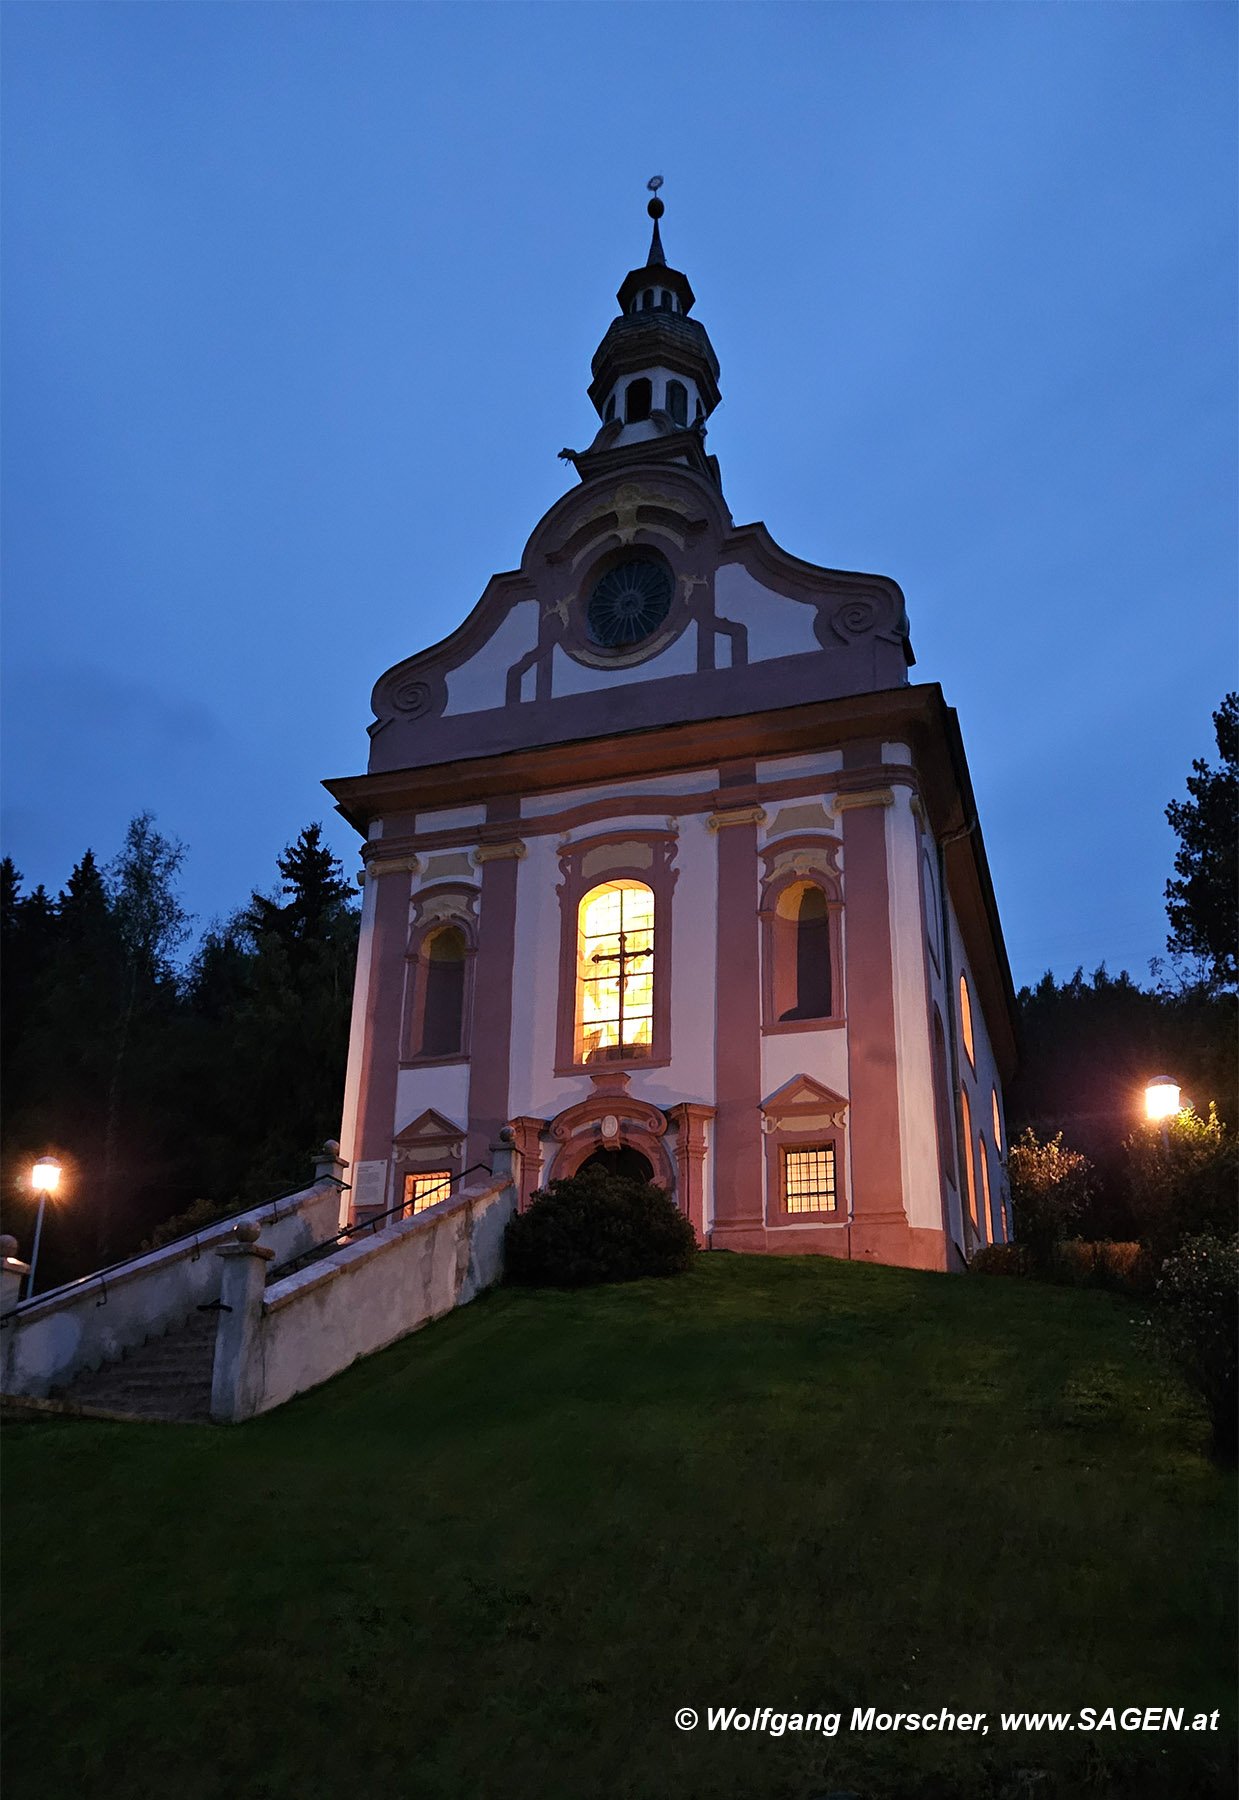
[326,186,1017,1270]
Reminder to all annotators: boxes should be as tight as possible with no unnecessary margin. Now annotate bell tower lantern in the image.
[563,179,723,489]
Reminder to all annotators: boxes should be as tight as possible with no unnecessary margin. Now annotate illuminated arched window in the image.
[991,1087,1002,1155]
[420,926,466,1056]
[575,881,654,1064]
[977,1135,991,1245]
[960,1088,977,1229]
[959,972,976,1069]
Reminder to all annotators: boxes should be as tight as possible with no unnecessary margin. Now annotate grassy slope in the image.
[2,1256,1234,1800]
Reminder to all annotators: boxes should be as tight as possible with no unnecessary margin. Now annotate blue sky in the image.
[2,1,1234,989]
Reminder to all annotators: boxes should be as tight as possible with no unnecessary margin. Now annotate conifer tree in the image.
[1165,693,1238,992]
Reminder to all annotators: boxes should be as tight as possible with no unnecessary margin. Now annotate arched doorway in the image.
[579,1146,654,1184]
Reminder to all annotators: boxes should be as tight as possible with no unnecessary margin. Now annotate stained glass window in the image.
[783,1146,837,1214]
[575,881,654,1064]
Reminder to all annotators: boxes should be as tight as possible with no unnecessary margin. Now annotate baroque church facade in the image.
[327,192,1017,1272]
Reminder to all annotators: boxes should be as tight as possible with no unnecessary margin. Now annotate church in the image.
[326,187,1017,1272]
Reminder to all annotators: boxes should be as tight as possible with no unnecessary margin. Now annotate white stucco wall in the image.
[225,1176,515,1420]
[415,804,486,835]
[551,629,698,697]
[713,564,823,661]
[0,1180,343,1400]
[443,602,540,716]
[886,792,943,1235]
[394,1063,470,1138]
[519,768,718,819]
[337,866,381,1181]
[945,896,1008,1244]
[756,750,844,785]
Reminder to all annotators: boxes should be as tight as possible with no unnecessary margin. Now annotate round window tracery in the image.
[586,560,674,649]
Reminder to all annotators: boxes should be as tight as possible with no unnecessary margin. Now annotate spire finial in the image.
[645,174,666,267]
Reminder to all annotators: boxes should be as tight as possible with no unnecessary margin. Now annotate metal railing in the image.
[265,1163,493,1284]
[0,1174,349,1327]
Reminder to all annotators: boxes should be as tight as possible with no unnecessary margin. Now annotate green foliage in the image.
[972,1238,1148,1294]
[140,1196,239,1251]
[1165,692,1238,991]
[505,1164,696,1286]
[1124,1103,1238,1263]
[1006,1127,1095,1269]
[1151,1232,1239,1466]
[0,819,358,1286]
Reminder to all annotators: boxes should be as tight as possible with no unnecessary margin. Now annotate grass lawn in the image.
[2,1255,1234,1799]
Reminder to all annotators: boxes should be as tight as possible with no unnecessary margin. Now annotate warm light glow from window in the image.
[575,881,654,1064]
[403,1170,452,1216]
[978,1138,992,1245]
[31,1156,61,1196]
[959,973,975,1069]
[1145,1077,1181,1121]
[783,1146,837,1214]
[991,1088,1002,1154]
[960,1089,977,1227]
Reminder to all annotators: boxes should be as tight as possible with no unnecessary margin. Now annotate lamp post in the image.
[1144,1076,1181,1151]
[26,1155,62,1301]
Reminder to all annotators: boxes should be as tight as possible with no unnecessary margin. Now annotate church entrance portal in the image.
[580,1146,654,1184]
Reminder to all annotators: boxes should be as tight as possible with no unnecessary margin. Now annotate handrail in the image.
[265,1163,493,1283]
[0,1174,350,1328]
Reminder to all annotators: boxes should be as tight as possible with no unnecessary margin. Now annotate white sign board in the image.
[352,1159,389,1215]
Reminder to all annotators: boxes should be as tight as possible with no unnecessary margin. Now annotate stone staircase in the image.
[51,1309,217,1423]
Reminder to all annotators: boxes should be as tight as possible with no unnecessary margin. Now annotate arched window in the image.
[960,1088,977,1229]
[666,380,688,427]
[991,1087,1003,1155]
[959,972,976,1069]
[932,1005,955,1189]
[575,881,654,1064]
[604,394,616,422]
[771,884,832,1020]
[420,926,466,1057]
[977,1135,991,1246]
[625,378,652,423]
[641,288,654,310]
[658,289,672,310]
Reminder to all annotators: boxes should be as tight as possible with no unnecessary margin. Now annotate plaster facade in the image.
[327,197,1017,1273]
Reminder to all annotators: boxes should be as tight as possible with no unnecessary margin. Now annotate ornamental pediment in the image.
[760,1075,849,1127]
[392,1109,464,1147]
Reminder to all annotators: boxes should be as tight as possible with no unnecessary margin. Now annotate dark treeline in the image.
[1,815,358,1292]
[1006,963,1236,1240]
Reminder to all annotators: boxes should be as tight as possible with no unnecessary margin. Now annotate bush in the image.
[970,1242,1031,1279]
[1124,1103,1238,1262]
[504,1165,696,1288]
[1007,1128,1096,1271]
[971,1238,1148,1294]
[1150,1232,1238,1466]
[1049,1239,1149,1294]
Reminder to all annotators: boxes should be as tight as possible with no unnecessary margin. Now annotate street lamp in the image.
[26,1156,62,1301]
[1144,1076,1181,1151]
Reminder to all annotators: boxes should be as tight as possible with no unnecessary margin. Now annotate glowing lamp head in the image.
[31,1156,61,1196]
[1144,1077,1181,1122]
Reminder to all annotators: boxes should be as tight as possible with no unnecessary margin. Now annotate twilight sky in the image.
[2,2,1234,990]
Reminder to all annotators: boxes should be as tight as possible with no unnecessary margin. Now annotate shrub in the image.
[1124,1103,1238,1262]
[1049,1239,1150,1294]
[969,1242,1031,1279]
[504,1165,696,1288]
[1151,1232,1238,1466]
[140,1195,238,1252]
[1007,1128,1096,1270]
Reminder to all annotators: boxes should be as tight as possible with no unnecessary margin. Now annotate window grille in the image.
[403,1170,453,1216]
[782,1146,837,1214]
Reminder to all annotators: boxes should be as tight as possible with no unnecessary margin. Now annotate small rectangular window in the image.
[403,1170,453,1216]
[782,1146,837,1214]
